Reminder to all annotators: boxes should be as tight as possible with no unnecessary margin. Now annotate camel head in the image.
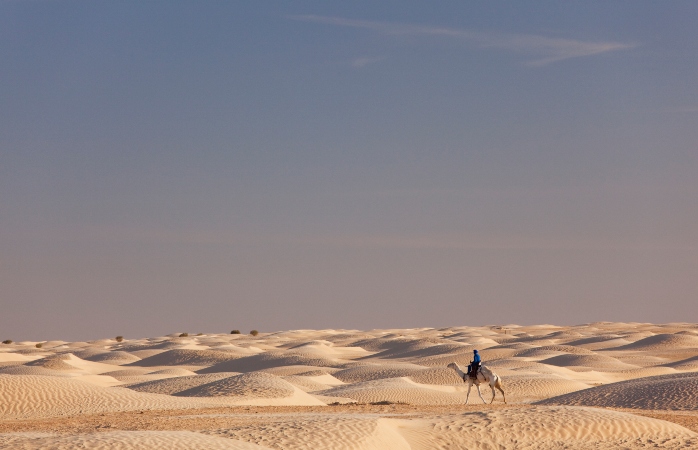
[447,362,459,371]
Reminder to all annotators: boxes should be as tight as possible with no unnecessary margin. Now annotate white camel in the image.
[447,362,506,404]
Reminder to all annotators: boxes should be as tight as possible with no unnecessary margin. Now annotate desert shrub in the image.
[2,340,12,344]
[35,343,43,348]
[196,332,203,336]
[249,330,259,336]
[230,330,241,334]
[115,336,124,342]
[179,332,189,337]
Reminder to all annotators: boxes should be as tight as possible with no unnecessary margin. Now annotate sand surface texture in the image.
[1,322,697,448]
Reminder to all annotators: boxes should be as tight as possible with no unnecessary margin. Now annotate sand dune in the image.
[565,335,628,346]
[0,431,271,450]
[129,349,169,359]
[175,372,326,406]
[103,368,159,376]
[291,372,343,387]
[128,373,239,395]
[520,344,595,355]
[150,368,197,376]
[0,375,219,418]
[400,406,697,449]
[198,406,696,449]
[318,332,376,344]
[611,354,669,367]
[602,366,679,382]
[0,365,75,377]
[394,343,477,360]
[102,367,196,384]
[207,415,413,450]
[3,323,698,448]
[207,344,264,355]
[332,363,427,383]
[540,353,639,371]
[414,347,517,367]
[406,367,463,385]
[667,355,698,371]
[502,374,591,402]
[83,351,141,365]
[357,338,469,360]
[348,337,417,352]
[198,351,344,373]
[5,348,47,356]
[26,354,82,371]
[258,365,342,376]
[317,377,469,405]
[282,375,335,392]
[512,348,568,359]
[611,333,698,351]
[539,372,698,410]
[285,341,371,359]
[70,348,113,359]
[175,372,296,398]
[131,349,241,367]
[0,353,37,363]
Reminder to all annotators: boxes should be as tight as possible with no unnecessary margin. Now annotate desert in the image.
[1,322,697,449]
[4,1,697,448]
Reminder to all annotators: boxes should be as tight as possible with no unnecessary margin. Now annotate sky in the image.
[1,1,697,341]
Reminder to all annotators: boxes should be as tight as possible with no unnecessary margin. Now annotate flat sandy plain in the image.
[1,322,697,449]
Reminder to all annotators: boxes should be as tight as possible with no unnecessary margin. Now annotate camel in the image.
[447,362,506,404]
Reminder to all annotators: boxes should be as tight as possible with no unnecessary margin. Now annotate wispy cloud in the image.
[288,15,634,66]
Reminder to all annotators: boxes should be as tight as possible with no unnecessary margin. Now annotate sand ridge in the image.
[131,349,243,367]
[127,373,240,395]
[0,375,225,418]
[539,372,698,410]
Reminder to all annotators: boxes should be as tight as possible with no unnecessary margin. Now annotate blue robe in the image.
[468,353,481,376]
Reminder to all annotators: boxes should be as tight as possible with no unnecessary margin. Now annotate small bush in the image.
[196,332,203,336]
[2,340,12,345]
[179,332,189,337]
[115,336,124,342]
[249,330,259,336]
[230,330,241,334]
[35,343,43,348]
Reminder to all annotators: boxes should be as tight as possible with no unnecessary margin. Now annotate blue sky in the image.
[1,1,697,340]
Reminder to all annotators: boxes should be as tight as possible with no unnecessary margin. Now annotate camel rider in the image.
[469,350,481,378]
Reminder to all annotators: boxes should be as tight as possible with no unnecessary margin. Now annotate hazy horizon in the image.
[2,1,697,341]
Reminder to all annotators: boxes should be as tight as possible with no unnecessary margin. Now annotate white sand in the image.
[398,406,697,449]
[132,349,242,367]
[127,373,240,395]
[2,322,698,448]
[0,431,271,449]
[539,372,698,410]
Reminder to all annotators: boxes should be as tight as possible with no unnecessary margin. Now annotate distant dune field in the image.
[1,322,697,448]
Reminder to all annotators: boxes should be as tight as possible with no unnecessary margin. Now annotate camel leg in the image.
[496,384,506,404]
[465,383,472,404]
[476,384,486,404]
[490,384,496,404]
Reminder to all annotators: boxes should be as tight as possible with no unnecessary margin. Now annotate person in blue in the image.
[468,349,481,378]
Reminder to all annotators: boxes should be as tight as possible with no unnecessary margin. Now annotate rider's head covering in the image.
[473,349,478,353]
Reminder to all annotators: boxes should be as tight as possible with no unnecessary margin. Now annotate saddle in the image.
[466,362,481,380]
